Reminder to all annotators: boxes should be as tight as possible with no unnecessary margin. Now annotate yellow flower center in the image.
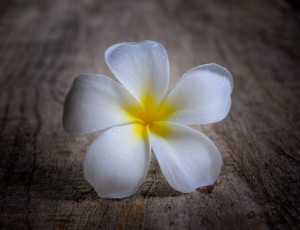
[125,94,175,137]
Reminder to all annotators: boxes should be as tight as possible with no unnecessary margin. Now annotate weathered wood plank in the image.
[0,0,299,229]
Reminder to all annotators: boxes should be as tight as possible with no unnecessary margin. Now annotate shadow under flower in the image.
[19,155,183,202]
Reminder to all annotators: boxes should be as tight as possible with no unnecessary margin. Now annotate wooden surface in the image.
[0,0,299,229]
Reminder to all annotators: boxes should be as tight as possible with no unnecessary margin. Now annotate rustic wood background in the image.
[0,0,299,229]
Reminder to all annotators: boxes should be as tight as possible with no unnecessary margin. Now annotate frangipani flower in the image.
[63,40,233,199]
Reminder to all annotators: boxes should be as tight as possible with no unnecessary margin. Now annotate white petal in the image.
[84,124,150,198]
[150,123,222,193]
[105,40,170,103]
[163,63,233,125]
[63,74,140,134]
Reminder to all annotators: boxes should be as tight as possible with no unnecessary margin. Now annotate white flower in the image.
[62,40,233,199]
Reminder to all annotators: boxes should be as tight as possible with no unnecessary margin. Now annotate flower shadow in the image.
[24,155,182,202]
[135,157,184,198]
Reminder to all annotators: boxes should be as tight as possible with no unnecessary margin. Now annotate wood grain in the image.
[0,0,299,229]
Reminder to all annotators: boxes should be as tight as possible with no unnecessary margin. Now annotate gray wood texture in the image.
[0,0,299,229]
